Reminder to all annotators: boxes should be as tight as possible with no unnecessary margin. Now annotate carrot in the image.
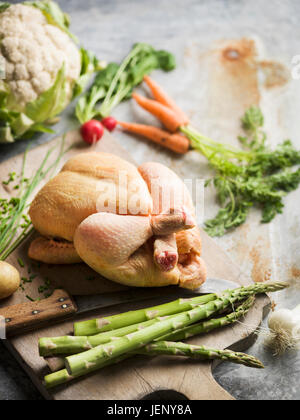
[118,121,189,154]
[143,76,189,126]
[132,93,181,133]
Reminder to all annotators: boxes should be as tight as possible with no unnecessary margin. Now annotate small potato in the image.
[0,261,20,299]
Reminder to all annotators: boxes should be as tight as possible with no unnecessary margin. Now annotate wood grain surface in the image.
[0,289,77,336]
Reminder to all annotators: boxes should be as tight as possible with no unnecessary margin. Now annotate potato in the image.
[0,261,20,299]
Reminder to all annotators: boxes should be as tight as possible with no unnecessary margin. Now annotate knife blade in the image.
[0,277,239,337]
[74,277,239,315]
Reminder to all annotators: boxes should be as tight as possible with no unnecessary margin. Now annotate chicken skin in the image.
[28,153,206,289]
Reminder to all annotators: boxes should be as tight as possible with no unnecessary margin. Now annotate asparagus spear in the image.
[44,341,263,389]
[40,296,254,358]
[40,296,254,372]
[40,316,175,357]
[138,341,264,369]
[44,355,128,389]
[73,293,217,336]
[157,294,254,342]
[43,282,287,387]
[65,282,287,377]
[74,282,287,336]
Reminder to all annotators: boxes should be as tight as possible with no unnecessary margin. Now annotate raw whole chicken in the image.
[28,152,206,289]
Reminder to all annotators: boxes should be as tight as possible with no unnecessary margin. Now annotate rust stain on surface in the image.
[290,266,300,279]
[223,48,241,61]
[270,300,277,311]
[249,244,272,283]
[208,39,289,118]
[224,223,250,258]
[206,38,261,121]
[258,60,290,89]
[221,39,257,64]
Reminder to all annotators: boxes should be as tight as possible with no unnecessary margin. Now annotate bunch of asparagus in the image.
[40,282,288,388]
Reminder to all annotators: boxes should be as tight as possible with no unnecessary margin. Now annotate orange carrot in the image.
[132,93,181,133]
[143,75,189,126]
[118,121,189,154]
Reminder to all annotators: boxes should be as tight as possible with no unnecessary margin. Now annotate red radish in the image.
[80,120,104,144]
[101,116,117,132]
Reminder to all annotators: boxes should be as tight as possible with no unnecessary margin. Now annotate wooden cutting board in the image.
[0,130,269,400]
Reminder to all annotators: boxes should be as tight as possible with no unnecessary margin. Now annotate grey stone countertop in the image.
[1,0,300,400]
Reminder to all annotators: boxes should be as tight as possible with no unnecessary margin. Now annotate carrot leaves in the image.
[202,107,300,236]
[75,43,175,124]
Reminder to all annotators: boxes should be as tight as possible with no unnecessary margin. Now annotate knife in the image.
[0,278,239,337]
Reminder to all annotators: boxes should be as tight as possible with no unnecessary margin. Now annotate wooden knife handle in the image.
[0,289,77,337]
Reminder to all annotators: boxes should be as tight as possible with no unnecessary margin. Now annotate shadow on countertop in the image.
[0,341,43,400]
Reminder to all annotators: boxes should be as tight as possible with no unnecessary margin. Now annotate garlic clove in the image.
[292,325,300,341]
[268,309,295,335]
[292,304,300,322]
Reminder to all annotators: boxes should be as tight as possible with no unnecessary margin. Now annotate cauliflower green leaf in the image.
[0,81,9,108]
[25,64,67,123]
[0,64,66,142]
[25,1,77,42]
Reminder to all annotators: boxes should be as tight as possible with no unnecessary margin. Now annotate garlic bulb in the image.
[267,305,300,354]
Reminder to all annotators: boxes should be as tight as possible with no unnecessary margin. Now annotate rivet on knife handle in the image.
[0,289,77,337]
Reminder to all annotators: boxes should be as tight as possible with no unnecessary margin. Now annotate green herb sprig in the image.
[182,107,300,236]
[0,135,68,260]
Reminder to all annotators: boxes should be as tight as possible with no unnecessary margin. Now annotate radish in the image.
[80,120,104,144]
[101,116,117,132]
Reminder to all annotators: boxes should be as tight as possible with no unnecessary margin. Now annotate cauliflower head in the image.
[0,1,101,143]
[0,3,81,111]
